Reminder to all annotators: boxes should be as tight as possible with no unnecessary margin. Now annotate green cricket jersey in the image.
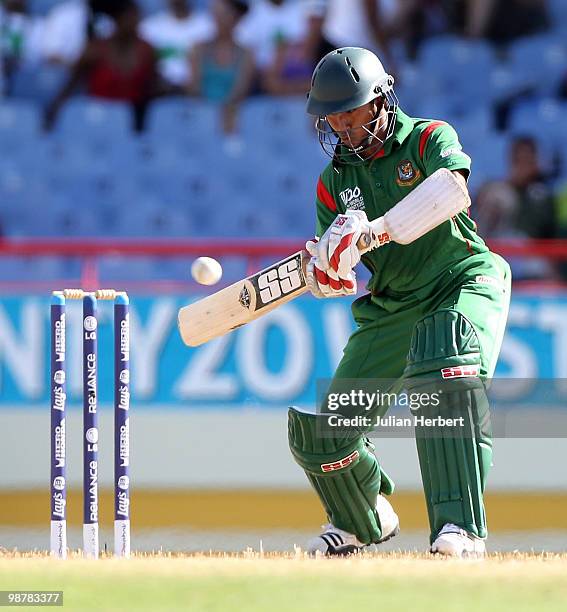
[314,109,490,302]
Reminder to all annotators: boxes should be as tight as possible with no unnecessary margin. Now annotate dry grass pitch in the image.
[1,550,566,611]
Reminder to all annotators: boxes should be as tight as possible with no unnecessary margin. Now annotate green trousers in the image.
[329,252,511,539]
[337,253,510,381]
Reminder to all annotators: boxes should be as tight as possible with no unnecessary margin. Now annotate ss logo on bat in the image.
[257,257,303,306]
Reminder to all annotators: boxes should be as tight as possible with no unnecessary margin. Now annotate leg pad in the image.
[288,407,394,544]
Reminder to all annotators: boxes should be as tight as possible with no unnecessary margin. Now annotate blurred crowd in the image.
[1,0,567,280]
[1,0,556,126]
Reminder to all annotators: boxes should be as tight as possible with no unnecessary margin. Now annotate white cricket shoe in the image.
[430,523,486,558]
[307,495,400,556]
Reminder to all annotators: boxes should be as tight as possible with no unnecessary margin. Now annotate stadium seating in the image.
[488,64,523,104]
[394,64,424,118]
[0,101,41,145]
[8,64,69,105]
[508,34,567,96]
[0,256,72,282]
[98,256,163,282]
[548,0,567,34]
[467,134,510,196]
[417,36,496,114]
[1,19,566,247]
[54,97,133,146]
[508,97,567,151]
[29,0,60,16]
[146,97,221,145]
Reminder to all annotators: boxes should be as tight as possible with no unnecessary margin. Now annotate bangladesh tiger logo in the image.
[396,159,421,187]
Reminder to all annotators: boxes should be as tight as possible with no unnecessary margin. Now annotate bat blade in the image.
[178,250,310,347]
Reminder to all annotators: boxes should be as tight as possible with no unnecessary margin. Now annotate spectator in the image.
[236,0,309,71]
[507,136,555,238]
[139,0,215,92]
[475,136,556,279]
[44,0,158,131]
[261,32,313,96]
[0,0,44,89]
[475,180,520,238]
[40,0,115,66]
[188,0,254,138]
[303,0,419,68]
[442,0,550,43]
[477,136,555,238]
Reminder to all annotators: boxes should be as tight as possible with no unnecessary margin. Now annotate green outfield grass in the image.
[1,552,566,612]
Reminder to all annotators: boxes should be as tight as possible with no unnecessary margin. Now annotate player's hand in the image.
[306,256,356,299]
[308,211,388,280]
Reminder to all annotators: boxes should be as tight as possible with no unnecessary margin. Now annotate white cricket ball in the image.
[191,256,223,286]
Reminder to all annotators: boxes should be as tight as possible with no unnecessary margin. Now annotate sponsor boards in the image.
[1,295,567,406]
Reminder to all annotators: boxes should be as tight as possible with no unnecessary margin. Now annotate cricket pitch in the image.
[1,551,566,611]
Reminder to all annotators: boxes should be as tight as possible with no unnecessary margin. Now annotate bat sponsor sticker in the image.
[248,253,306,310]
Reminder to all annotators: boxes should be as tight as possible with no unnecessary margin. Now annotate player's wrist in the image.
[360,216,391,253]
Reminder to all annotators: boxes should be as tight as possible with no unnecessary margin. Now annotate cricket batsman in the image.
[288,47,511,557]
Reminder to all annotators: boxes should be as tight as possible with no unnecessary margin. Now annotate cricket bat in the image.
[178,250,311,346]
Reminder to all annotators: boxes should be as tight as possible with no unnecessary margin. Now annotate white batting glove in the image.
[306,256,357,299]
[308,211,390,280]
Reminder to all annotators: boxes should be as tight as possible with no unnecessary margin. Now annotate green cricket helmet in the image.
[306,47,398,164]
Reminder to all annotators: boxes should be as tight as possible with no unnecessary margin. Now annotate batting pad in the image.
[404,310,492,541]
[288,407,394,545]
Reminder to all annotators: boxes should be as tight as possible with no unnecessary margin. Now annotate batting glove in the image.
[306,256,357,299]
[308,211,390,280]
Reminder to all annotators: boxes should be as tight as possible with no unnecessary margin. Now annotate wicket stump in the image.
[50,289,131,559]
